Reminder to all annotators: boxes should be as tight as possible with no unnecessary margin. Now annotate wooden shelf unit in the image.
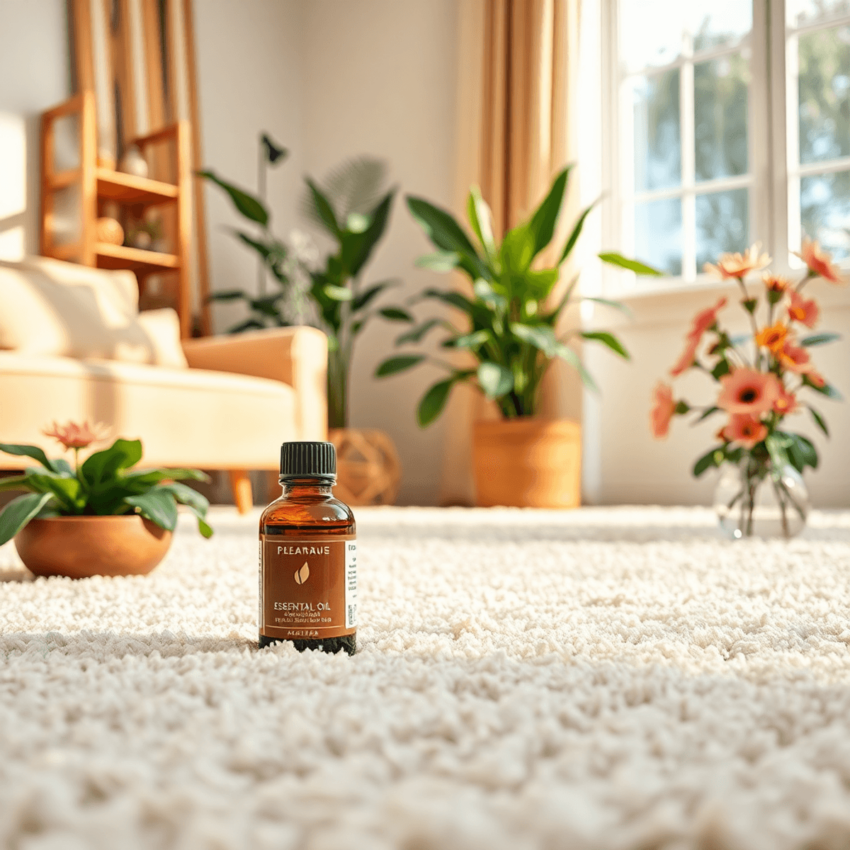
[39,91,193,337]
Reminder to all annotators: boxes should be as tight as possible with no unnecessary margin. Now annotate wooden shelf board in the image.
[95,243,179,272]
[96,168,178,204]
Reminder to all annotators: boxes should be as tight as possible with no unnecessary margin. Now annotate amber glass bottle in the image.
[259,441,356,655]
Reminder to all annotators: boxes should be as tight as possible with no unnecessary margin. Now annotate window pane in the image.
[619,1,751,70]
[633,70,681,192]
[695,54,750,181]
[696,189,749,270]
[798,26,850,165]
[801,171,850,259]
[787,0,850,28]
[690,1,752,53]
[635,198,683,275]
[620,0,685,71]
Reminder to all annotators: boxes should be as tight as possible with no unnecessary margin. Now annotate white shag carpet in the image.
[2,506,850,850]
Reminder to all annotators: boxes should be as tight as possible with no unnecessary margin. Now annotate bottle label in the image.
[259,535,356,640]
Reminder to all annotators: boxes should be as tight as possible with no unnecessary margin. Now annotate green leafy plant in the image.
[0,422,213,546]
[199,132,293,333]
[201,146,407,428]
[375,166,660,425]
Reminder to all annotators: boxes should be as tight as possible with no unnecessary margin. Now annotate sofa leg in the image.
[228,470,253,514]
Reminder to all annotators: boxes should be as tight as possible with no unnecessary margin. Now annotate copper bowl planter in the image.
[472,418,581,508]
[14,515,173,578]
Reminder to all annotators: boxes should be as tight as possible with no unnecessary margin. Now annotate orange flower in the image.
[717,368,781,415]
[763,274,790,293]
[43,420,110,451]
[721,414,768,449]
[787,290,819,328]
[796,237,847,285]
[776,342,812,374]
[755,322,789,354]
[669,335,700,377]
[773,385,799,415]
[650,383,676,439]
[704,244,771,279]
[688,296,727,342]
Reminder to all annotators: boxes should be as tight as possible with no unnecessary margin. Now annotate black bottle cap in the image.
[280,441,336,479]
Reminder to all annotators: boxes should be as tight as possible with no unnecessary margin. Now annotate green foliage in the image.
[376,167,659,425]
[0,440,212,543]
[202,146,408,428]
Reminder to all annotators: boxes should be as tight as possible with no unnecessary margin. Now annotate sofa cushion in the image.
[0,353,295,470]
[0,257,186,368]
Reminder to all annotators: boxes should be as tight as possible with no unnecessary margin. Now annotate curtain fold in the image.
[440,0,582,506]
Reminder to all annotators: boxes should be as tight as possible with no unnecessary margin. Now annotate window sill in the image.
[595,273,850,328]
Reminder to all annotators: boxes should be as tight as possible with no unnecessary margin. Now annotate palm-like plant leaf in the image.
[300,157,389,230]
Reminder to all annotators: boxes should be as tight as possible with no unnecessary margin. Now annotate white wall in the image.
[193,0,307,333]
[299,0,458,506]
[0,0,69,261]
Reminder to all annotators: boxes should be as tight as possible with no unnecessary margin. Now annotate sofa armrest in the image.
[181,327,327,440]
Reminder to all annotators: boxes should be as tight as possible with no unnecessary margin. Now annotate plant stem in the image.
[327,347,348,430]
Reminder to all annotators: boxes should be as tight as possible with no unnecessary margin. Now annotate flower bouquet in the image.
[651,240,844,539]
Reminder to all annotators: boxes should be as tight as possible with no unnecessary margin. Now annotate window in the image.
[787,0,850,260]
[606,0,850,291]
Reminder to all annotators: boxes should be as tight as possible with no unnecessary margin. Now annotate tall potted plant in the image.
[376,166,659,507]
[201,147,407,504]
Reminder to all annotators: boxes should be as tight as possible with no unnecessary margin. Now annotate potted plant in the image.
[0,422,212,577]
[651,239,844,539]
[375,166,659,507]
[201,146,407,504]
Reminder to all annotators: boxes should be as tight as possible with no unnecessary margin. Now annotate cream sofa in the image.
[0,257,327,511]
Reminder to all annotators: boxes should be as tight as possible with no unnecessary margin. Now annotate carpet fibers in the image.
[2,506,850,850]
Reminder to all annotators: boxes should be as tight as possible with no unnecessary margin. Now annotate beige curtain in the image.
[440,0,583,506]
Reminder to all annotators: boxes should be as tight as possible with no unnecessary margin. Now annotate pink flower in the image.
[807,370,827,389]
[796,237,847,285]
[688,297,727,342]
[43,420,110,451]
[787,290,820,328]
[704,244,771,279]
[776,342,812,374]
[670,335,701,377]
[650,383,676,439]
[773,385,799,415]
[721,414,768,449]
[717,368,781,415]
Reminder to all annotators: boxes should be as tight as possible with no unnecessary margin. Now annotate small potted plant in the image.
[650,240,844,539]
[375,166,659,507]
[0,422,212,577]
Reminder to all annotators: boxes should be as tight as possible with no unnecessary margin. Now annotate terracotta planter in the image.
[472,418,581,508]
[15,515,173,578]
[329,428,402,506]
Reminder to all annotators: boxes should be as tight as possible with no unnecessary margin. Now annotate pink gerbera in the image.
[717,368,781,415]
[650,383,676,439]
[787,290,820,328]
[796,237,847,285]
[688,296,727,342]
[773,385,799,415]
[776,342,812,374]
[43,420,110,451]
[669,335,701,377]
[704,244,771,279]
[721,414,768,449]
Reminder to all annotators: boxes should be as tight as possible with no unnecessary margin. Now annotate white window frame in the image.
[600,0,850,300]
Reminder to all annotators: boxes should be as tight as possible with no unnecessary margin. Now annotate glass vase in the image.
[713,456,809,540]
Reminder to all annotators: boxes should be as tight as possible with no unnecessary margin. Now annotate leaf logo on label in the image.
[294,562,310,585]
